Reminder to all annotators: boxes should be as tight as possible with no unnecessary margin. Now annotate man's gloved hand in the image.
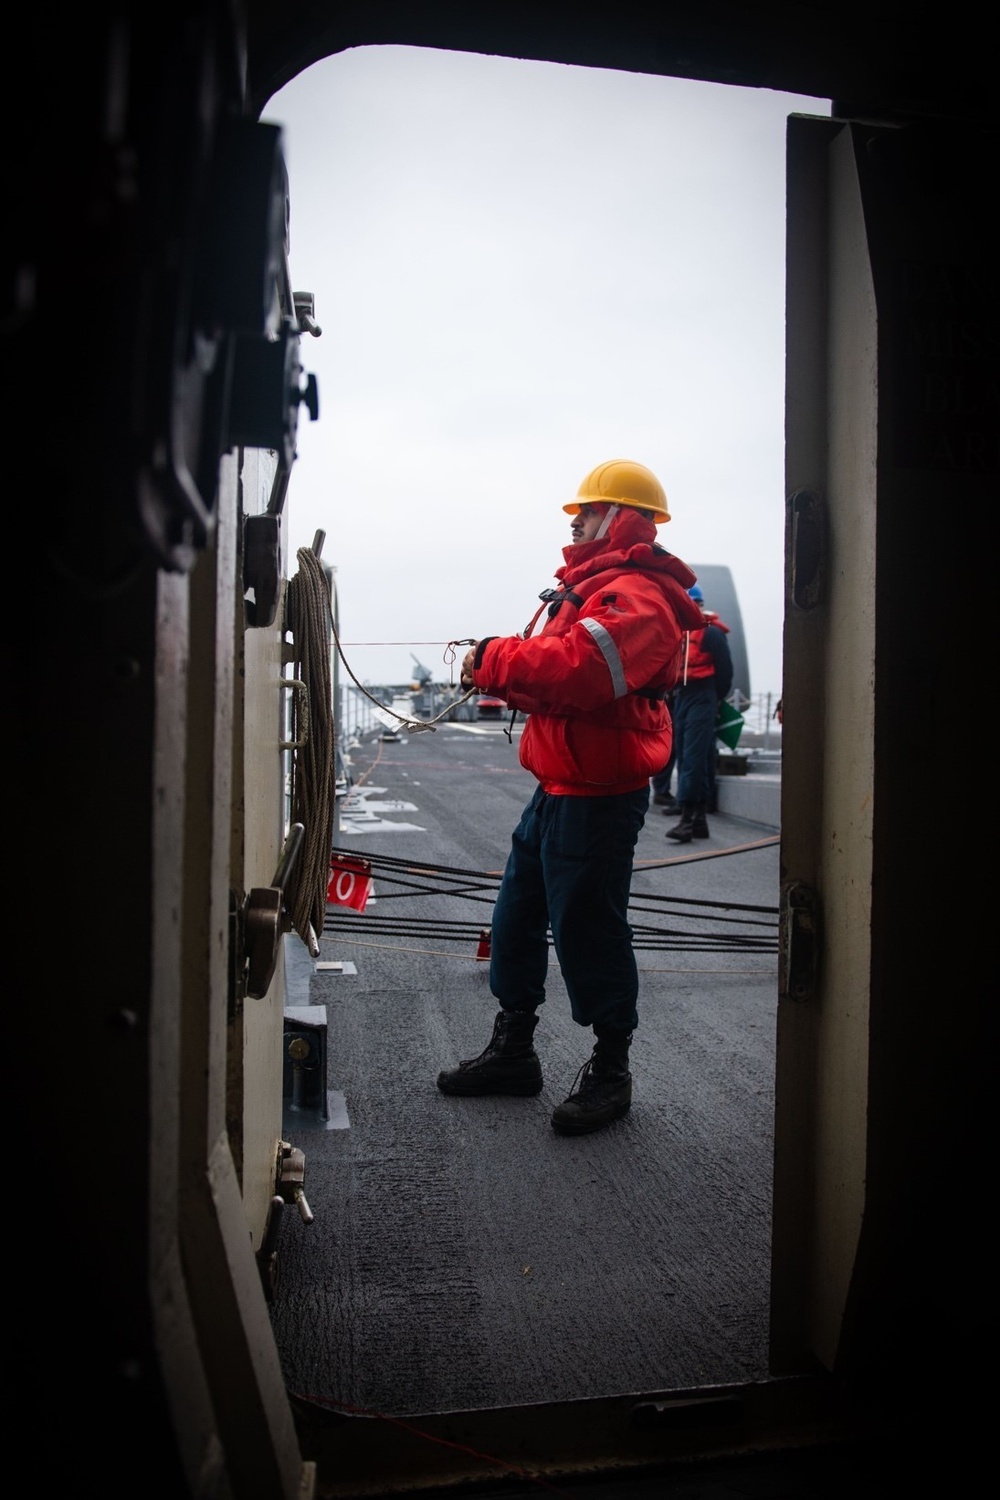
[460,644,478,689]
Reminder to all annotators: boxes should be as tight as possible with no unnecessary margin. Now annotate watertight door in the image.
[772,113,993,1384]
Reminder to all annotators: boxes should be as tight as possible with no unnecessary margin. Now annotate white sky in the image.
[266,46,829,700]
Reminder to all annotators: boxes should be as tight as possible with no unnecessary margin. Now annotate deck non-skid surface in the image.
[271,725,779,1427]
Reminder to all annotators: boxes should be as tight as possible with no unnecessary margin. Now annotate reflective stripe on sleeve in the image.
[579,618,628,699]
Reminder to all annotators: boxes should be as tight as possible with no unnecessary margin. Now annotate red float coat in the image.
[473,507,704,796]
[678,612,731,684]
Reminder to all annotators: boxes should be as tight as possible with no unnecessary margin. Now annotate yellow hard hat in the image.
[563,459,670,524]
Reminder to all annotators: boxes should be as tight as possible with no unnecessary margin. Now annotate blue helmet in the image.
[688,583,704,602]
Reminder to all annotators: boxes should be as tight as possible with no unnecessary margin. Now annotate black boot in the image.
[665,803,695,843]
[551,1028,632,1135]
[437,1010,543,1096]
[691,804,710,839]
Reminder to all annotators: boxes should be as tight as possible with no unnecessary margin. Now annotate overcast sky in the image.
[266,46,828,701]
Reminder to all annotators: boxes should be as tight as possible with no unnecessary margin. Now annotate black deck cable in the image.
[629,891,778,914]
[344,875,500,900]
[332,839,778,883]
[325,912,777,954]
[637,942,777,954]
[333,836,778,877]
[629,904,777,928]
[324,917,489,937]
[326,906,772,934]
[331,846,503,884]
[325,929,774,956]
[629,923,777,945]
[356,886,499,906]
[330,849,487,880]
[324,843,779,952]
[324,910,777,955]
[328,853,777,919]
[638,943,775,954]
[330,855,500,901]
[326,882,777,922]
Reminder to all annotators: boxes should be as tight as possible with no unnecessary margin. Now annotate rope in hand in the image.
[331,619,478,733]
[284,547,336,949]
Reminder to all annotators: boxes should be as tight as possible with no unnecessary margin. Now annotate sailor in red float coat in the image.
[677,609,731,685]
[665,591,735,842]
[437,473,704,1138]
[467,505,703,796]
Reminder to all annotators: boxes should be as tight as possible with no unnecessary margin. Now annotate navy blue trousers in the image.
[672,680,718,805]
[489,785,649,1032]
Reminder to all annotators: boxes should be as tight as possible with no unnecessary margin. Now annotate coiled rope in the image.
[284,547,336,949]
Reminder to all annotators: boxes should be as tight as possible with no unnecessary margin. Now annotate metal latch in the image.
[243,822,304,999]
[780,880,821,1002]
[293,290,323,337]
[278,1141,313,1225]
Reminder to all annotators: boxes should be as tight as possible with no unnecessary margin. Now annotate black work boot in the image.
[665,803,695,843]
[437,1010,543,1096]
[691,804,710,839]
[550,1028,632,1135]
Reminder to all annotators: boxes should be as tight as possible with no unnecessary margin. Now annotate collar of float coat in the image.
[558,503,699,598]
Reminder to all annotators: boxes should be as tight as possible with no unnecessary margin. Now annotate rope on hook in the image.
[284,546,336,951]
